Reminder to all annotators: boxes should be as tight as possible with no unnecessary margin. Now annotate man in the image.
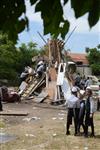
[66,86,80,136]
[84,87,95,137]
[75,73,81,87]
[77,90,85,134]
[97,85,100,111]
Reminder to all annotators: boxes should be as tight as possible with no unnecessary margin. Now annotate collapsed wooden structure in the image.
[0,38,73,105]
[17,38,73,105]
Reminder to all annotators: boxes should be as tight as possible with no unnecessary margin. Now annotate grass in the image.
[0,121,5,128]
[0,111,100,150]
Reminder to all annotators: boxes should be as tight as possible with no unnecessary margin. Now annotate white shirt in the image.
[89,97,95,113]
[67,94,79,108]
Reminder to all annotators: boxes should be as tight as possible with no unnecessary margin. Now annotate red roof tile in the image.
[67,53,89,65]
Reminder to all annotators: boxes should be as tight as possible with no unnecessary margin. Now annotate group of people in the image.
[66,86,95,137]
[20,60,47,84]
[74,73,93,90]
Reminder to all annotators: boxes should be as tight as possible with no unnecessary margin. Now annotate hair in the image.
[72,91,77,97]
[87,89,92,96]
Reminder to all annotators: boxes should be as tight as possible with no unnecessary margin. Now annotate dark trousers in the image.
[78,122,85,133]
[78,116,85,133]
[0,97,3,111]
[85,114,94,136]
[66,108,79,134]
[97,99,100,111]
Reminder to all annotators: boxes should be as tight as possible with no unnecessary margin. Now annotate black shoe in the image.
[84,134,88,138]
[66,131,70,135]
[77,132,81,136]
[74,133,78,136]
[90,133,95,137]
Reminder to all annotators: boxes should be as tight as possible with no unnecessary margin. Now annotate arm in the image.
[90,97,94,117]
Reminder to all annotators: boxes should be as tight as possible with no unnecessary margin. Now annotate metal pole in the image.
[37,31,47,44]
[64,26,77,45]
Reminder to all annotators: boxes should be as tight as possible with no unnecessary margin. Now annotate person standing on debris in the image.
[66,86,80,136]
[77,90,85,134]
[75,73,81,88]
[35,60,47,78]
[80,75,86,90]
[84,87,95,137]
[84,77,92,90]
[20,69,29,83]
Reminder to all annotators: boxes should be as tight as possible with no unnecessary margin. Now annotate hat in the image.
[86,86,91,90]
[38,61,43,65]
[80,90,85,95]
[71,87,77,92]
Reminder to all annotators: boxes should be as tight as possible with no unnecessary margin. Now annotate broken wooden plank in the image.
[0,111,29,116]
[34,103,66,110]
[51,99,66,106]
[33,91,48,103]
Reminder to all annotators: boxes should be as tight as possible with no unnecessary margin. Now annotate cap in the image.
[71,87,77,92]
[86,86,91,90]
[38,61,43,65]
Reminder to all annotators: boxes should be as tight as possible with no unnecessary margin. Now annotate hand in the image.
[90,114,93,118]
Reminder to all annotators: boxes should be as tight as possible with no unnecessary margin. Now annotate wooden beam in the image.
[0,111,29,116]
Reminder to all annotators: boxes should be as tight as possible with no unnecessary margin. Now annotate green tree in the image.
[17,42,39,72]
[86,45,100,75]
[0,0,99,43]
[0,33,18,82]
[0,33,40,85]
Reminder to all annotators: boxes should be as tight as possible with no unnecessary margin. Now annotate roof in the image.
[67,53,89,65]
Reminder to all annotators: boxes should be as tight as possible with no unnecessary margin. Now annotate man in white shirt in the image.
[66,86,80,136]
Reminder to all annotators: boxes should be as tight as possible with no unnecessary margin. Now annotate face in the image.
[86,89,92,96]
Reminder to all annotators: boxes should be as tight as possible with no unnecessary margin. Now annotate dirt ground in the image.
[0,100,100,150]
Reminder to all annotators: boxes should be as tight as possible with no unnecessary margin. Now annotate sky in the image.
[18,0,100,53]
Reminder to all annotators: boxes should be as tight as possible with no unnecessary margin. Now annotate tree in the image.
[0,33,40,85]
[17,42,39,72]
[0,32,18,82]
[0,0,99,43]
[86,46,100,75]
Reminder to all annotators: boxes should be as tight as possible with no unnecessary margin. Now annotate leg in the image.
[90,118,95,136]
[74,108,79,135]
[66,123,70,135]
[82,123,85,133]
[0,98,3,111]
[74,118,78,135]
[0,100,3,111]
[66,109,72,135]
[84,125,88,137]
[77,123,80,133]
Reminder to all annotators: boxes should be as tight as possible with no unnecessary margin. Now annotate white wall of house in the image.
[76,66,92,76]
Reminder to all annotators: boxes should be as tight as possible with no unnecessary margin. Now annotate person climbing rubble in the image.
[35,60,46,78]
[20,66,35,83]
